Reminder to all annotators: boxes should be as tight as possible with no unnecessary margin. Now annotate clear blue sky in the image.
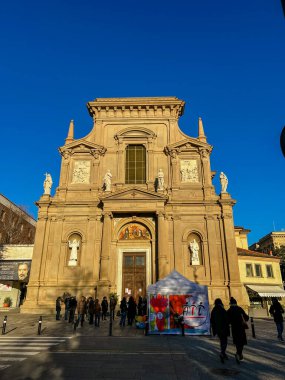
[0,1,284,245]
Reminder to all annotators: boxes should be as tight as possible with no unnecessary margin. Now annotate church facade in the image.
[22,97,245,313]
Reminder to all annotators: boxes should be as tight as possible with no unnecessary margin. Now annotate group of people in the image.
[118,296,147,327]
[211,296,284,364]
[56,295,110,327]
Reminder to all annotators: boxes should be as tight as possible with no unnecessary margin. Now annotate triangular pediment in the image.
[59,140,106,156]
[100,187,168,202]
[165,138,212,153]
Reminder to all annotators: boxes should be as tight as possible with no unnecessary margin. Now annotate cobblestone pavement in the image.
[0,311,284,380]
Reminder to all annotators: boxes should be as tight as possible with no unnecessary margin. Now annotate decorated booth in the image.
[147,270,210,335]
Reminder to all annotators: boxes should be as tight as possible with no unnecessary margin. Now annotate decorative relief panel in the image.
[72,161,91,184]
[180,160,199,183]
[119,223,151,240]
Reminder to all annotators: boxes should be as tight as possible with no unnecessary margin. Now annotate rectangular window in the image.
[266,265,274,278]
[246,263,253,277]
[125,145,146,184]
[255,264,262,277]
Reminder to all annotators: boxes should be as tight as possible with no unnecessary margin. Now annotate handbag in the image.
[241,314,249,329]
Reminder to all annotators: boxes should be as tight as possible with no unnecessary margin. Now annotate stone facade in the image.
[22,97,245,314]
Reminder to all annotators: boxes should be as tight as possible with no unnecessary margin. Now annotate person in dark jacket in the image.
[119,297,128,327]
[211,298,230,363]
[94,299,102,327]
[68,297,77,323]
[56,297,61,320]
[88,297,95,325]
[127,296,137,326]
[269,298,284,341]
[227,297,249,363]
[77,296,87,327]
[101,296,108,320]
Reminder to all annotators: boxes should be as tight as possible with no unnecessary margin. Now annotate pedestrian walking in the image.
[127,296,137,326]
[94,298,101,327]
[68,296,77,323]
[119,297,128,327]
[56,297,61,320]
[269,298,284,341]
[137,296,143,316]
[211,298,230,363]
[77,296,87,327]
[64,296,70,321]
[88,297,95,325]
[101,296,108,321]
[227,297,249,363]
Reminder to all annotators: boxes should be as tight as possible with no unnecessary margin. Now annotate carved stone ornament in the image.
[61,150,72,161]
[72,160,91,184]
[180,160,199,183]
[68,238,80,266]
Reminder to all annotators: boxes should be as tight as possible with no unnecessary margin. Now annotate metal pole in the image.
[251,317,256,338]
[2,316,7,335]
[38,316,42,335]
[109,309,113,336]
[181,321,185,337]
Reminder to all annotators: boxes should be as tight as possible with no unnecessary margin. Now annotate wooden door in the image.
[122,252,146,298]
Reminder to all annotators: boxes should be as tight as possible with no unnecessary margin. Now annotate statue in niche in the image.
[189,238,200,266]
[157,169,164,190]
[68,238,80,266]
[103,170,112,191]
[220,172,228,193]
[43,173,53,195]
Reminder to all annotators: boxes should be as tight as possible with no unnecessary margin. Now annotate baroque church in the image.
[22,97,244,313]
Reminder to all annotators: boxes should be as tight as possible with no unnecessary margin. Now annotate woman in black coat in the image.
[127,296,137,326]
[227,297,249,363]
[211,298,230,362]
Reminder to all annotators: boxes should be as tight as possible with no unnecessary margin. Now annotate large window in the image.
[125,145,146,184]
[255,264,262,277]
[266,265,274,278]
[246,263,253,277]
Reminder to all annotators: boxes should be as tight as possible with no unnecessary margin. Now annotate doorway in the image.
[122,252,146,299]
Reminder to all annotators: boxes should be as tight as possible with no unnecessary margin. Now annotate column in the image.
[157,212,169,279]
[99,212,112,281]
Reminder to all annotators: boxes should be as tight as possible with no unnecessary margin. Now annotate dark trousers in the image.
[77,314,85,327]
[56,309,61,320]
[128,315,135,326]
[64,309,69,321]
[120,312,126,326]
[276,322,284,338]
[69,308,75,323]
[89,313,94,324]
[236,344,244,357]
[218,334,228,356]
[95,314,100,327]
[102,310,107,320]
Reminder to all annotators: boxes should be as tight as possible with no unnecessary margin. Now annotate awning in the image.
[246,285,285,298]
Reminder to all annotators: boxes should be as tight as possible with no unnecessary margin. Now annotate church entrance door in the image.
[122,252,146,299]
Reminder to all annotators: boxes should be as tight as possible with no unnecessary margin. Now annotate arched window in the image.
[125,145,146,184]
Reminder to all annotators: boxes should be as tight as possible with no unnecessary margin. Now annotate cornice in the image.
[87,97,185,120]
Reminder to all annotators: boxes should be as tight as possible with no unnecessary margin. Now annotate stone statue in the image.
[43,173,53,195]
[189,239,200,265]
[103,170,112,191]
[157,169,164,191]
[68,239,80,266]
[220,172,228,193]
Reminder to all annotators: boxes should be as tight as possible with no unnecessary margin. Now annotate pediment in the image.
[165,138,212,157]
[59,140,106,157]
[100,187,168,202]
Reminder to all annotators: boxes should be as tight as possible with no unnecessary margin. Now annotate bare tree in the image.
[0,204,35,244]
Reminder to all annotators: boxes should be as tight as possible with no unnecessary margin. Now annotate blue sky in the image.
[0,1,284,245]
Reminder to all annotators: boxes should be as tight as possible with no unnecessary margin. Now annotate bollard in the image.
[2,316,7,335]
[109,311,113,336]
[251,317,256,338]
[181,321,185,337]
[38,316,42,335]
[144,320,149,336]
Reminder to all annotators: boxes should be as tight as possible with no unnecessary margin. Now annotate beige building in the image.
[249,231,285,254]
[235,227,285,316]
[22,96,245,314]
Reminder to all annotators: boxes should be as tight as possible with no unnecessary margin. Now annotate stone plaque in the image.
[72,160,91,184]
[180,160,199,183]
